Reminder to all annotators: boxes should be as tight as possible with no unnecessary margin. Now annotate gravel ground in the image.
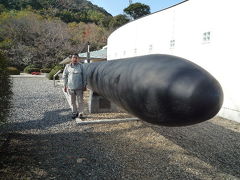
[0,77,240,180]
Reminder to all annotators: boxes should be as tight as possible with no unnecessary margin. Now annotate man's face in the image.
[71,56,78,64]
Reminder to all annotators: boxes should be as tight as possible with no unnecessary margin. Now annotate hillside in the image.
[0,0,130,69]
[0,0,111,15]
[0,0,112,23]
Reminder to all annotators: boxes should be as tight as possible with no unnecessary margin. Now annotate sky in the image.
[89,0,185,16]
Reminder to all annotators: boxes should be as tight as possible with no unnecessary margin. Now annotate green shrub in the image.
[28,68,40,73]
[7,67,20,75]
[0,53,8,79]
[48,65,63,80]
[40,68,52,73]
[24,64,36,73]
[0,51,12,124]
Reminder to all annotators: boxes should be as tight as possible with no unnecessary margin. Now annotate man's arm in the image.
[82,64,87,89]
[62,65,69,92]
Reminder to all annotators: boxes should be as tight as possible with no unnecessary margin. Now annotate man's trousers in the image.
[68,89,84,114]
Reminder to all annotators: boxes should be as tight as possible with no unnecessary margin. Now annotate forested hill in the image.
[0,0,130,69]
[0,0,112,23]
[0,0,111,15]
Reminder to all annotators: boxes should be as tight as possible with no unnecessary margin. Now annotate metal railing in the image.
[53,70,62,87]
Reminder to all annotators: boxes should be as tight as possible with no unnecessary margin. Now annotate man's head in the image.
[70,54,79,64]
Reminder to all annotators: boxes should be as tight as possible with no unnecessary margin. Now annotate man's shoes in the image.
[78,113,83,118]
[72,113,78,119]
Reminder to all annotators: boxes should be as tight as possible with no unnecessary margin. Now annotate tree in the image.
[109,14,129,29]
[0,4,7,13]
[0,10,110,68]
[56,10,76,23]
[0,50,12,124]
[0,1,113,68]
[69,22,109,50]
[0,10,81,67]
[124,3,150,20]
[99,16,112,28]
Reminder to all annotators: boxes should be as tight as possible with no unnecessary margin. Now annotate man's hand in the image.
[64,86,67,93]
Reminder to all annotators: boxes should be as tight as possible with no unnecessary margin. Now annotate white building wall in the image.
[107,0,240,122]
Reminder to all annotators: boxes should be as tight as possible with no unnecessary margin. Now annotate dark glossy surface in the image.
[85,54,223,126]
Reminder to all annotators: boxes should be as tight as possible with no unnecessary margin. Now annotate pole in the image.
[87,42,90,63]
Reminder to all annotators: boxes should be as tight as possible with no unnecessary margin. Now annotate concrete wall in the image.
[107,0,240,122]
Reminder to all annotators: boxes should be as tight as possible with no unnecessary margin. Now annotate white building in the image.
[107,0,240,122]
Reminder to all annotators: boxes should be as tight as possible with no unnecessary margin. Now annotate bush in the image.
[28,68,40,73]
[48,65,63,80]
[24,65,41,74]
[0,51,12,124]
[7,67,20,75]
[40,68,52,73]
[24,64,36,73]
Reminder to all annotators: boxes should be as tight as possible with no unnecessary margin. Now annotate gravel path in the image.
[0,77,240,180]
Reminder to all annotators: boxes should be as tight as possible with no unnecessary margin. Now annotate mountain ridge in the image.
[0,0,112,17]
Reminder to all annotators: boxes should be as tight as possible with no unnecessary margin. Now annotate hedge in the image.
[40,68,52,73]
[28,68,40,73]
[0,51,12,124]
[24,64,36,73]
[7,67,20,75]
[48,65,63,80]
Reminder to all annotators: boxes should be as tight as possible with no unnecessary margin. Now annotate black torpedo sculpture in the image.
[85,54,223,126]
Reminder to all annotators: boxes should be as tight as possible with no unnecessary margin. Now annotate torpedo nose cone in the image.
[190,75,223,121]
[168,69,224,126]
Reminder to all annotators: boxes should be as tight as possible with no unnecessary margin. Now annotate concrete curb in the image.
[10,74,47,78]
[76,117,139,125]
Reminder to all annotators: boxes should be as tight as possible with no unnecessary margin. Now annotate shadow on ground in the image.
[0,108,70,133]
[150,121,240,178]
[0,111,239,179]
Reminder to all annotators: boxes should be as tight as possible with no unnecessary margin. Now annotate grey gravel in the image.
[0,77,240,180]
[1,77,74,134]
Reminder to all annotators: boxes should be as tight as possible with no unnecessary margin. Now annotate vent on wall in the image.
[149,44,153,52]
[203,31,211,43]
[134,48,137,54]
[170,40,175,48]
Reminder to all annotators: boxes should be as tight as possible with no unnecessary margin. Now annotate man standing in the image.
[63,54,87,119]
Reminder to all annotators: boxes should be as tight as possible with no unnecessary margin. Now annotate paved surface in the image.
[0,77,240,179]
[10,73,47,78]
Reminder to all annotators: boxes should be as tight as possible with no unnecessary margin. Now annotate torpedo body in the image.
[85,54,223,126]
